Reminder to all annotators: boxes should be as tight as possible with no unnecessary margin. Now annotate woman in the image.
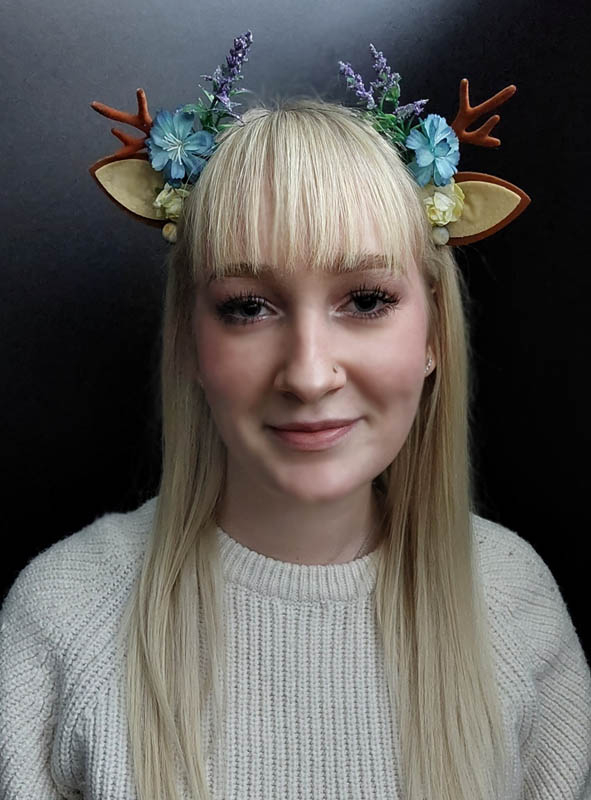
[1,99,590,800]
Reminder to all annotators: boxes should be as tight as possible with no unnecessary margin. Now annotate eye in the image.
[347,284,401,320]
[214,291,271,325]
[214,284,401,326]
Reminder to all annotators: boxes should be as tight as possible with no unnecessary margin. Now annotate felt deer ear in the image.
[88,89,166,229]
[438,79,530,246]
[448,172,531,245]
[90,154,164,224]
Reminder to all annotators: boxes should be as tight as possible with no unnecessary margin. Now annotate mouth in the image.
[270,418,359,432]
[267,420,358,451]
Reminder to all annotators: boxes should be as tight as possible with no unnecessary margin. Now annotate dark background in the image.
[1,0,589,657]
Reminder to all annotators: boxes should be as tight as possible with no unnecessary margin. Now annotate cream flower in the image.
[421,178,465,227]
[153,183,191,221]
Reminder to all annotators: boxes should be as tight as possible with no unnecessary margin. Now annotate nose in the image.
[272,307,346,402]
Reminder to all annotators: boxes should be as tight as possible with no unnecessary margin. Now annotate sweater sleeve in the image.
[518,548,591,799]
[0,571,72,799]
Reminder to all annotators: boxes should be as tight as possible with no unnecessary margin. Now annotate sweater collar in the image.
[215,526,380,603]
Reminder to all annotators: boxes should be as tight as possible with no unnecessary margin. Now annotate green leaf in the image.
[182,102,208,115]
[383,84,401,107]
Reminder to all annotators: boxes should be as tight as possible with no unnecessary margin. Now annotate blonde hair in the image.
[121,99,509,800]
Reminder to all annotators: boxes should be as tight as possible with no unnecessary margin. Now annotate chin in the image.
[268,464,366,505]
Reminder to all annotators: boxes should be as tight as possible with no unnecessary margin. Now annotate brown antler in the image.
[451,78,517,148]
[90,88,153,159]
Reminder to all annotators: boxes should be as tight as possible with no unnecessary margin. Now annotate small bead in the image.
[432,226,450,246]
[162,222,178,243]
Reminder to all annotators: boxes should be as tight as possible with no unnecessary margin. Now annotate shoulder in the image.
[471,512,568,610]
[1,495,157,646]
[0,498,156,794]
[470,518,591,794]
[470,512,585,677]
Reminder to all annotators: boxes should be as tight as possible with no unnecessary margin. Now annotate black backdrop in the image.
[1,0,589,658]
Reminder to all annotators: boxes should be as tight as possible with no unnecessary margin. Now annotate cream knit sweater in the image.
[1,496,590,799]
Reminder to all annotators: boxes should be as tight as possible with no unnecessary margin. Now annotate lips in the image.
[270,418,358,432]
[268,419,359,451]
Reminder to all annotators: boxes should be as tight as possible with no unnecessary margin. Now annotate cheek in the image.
[372,352,425,402]
[193,315,263,405]
[363,322,428,413]
[194,318,231,388]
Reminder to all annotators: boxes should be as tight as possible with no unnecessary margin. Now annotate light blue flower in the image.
[405,114,460,187]
[147,109,215,186]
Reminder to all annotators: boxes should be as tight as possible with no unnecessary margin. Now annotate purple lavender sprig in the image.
[338,61,376,110]
[200,30,253,119]
[368,44,400,107]
[338,43,431,162]
[395,99,429,121]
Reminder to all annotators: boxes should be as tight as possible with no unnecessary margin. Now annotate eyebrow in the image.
[206,255,400,285]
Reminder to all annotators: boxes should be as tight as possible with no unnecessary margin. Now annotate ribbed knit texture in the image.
[1,496,590,799]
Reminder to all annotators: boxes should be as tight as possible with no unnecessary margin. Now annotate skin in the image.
[192,218,435,565]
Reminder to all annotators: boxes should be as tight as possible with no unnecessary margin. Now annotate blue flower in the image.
[405,114,460,187]
[147,109,215,186]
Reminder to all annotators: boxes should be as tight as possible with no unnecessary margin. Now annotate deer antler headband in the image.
[90,31,530,245]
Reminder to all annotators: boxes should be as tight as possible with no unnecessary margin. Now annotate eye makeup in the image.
[214,282,402,326]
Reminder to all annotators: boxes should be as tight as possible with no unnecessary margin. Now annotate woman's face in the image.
[192,221,434,506]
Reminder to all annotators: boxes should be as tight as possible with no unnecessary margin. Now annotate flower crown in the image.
[90,31,530,245]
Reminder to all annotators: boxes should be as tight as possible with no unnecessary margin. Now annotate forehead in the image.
[194,173,424,285]
[205,253,413,286]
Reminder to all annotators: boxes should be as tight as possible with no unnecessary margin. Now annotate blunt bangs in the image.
[182,99,429,284]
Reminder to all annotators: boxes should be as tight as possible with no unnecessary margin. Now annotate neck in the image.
[216,458,384,565]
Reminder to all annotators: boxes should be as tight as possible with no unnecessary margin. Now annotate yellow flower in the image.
[421,178,465,227]
[153,183,191,221]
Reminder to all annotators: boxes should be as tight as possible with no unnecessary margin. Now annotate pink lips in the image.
[268,420,358,451]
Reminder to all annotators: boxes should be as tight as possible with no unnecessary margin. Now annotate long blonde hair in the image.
[122,98,509,800]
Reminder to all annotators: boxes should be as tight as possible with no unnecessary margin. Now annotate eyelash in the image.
[214,283,401,326]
